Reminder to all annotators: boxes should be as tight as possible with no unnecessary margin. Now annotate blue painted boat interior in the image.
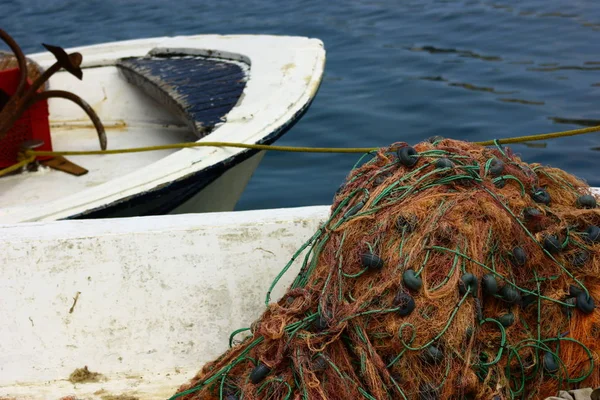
[117,53,247,136]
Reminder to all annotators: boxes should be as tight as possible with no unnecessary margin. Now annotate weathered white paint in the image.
[0,205,331,400]
[0,35,326,223]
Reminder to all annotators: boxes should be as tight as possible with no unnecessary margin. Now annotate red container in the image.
[0,67,52,168]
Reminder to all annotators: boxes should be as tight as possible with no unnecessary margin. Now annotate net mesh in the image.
[174,139,599,400]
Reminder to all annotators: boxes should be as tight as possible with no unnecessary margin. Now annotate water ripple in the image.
[406,45,502,61]
[0,0,598,210]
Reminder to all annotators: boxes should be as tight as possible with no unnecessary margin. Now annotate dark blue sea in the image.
[2,0,600,210]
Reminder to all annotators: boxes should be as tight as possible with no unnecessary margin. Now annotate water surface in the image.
[2,0,600,210]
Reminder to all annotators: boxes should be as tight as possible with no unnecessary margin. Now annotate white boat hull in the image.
[171,151,265,214]
[0,206,329,400]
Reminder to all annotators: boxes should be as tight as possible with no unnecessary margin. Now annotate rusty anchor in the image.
[0,28,107,151]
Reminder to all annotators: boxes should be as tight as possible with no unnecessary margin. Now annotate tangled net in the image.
[174,139,600,400]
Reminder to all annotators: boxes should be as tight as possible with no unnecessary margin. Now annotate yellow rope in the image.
[474,124,600,146]
[22,124,600,158]
[0,124,598,177]
[0,155,36,178]
[27,141,376,156]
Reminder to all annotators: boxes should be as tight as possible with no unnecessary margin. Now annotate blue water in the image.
[2,0,600,210]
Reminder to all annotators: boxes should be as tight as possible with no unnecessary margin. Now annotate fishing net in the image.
[173,139,600,400]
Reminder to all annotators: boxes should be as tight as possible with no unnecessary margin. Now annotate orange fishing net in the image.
[173,139,599,400]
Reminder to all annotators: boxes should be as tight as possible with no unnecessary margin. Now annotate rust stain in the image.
[50,120,127,131]
[281,63,296,74]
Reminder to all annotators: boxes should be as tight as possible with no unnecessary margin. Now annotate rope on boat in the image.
[0,155,35,178]
[25,124,600,157]
[0,124,598,178]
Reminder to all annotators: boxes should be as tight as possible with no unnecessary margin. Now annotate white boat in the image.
[0,205,329,400]
[0,34,325,223]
